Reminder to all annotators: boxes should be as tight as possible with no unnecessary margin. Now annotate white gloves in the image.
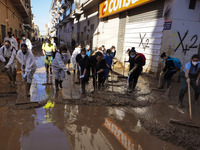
[22,72,27,79]
[80,75,85,79]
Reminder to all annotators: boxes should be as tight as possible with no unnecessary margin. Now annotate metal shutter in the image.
[124,0,165,73]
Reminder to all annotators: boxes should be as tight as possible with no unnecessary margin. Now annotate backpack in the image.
[167,56,182,70]
[135,53,146,66]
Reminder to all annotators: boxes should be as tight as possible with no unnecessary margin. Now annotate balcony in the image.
[58,8,65,14]
[63,14,75,23]
[10,0,29,17]
[81,0,100,10]
[61,0,72,9]
[71,2,83,16]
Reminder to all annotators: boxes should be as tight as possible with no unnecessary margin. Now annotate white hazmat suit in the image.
[20,38,32,50]
[52,52,70,80]
[4,37,18,50]
[0,45,17,83]
[17,49,37,83]
[71,47,81,70]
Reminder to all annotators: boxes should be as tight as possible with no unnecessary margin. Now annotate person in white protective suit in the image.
[71,44,81,75]
[17,44,37,97]
[0,40,17,86]
[20,34,32,50]
[52,45,71,91]
[4,32,18,51]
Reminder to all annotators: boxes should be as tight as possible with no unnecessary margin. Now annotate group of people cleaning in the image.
[42,39,117,94]
[0,34,199,108]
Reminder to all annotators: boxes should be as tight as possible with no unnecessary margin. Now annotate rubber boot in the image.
[26,83,31,97]
[132,82,137,91]
[166,80,171,89]
[55,79,59,91]
[158,79,166,89]
[6,69,13,84]
[81,83,86,94]
[128,82,133,92]
[59,80,63,88]
[46,64,49,76]
[50,66,53,75]
[12,70,17,86]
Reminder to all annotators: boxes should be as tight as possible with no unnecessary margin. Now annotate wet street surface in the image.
[0,46,199,150]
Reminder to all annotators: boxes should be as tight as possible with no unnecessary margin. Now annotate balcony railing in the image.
[10,0,29,17]
[61,0,72,9]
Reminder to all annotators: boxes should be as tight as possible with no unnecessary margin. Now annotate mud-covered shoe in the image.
[59,80,63,88]
[178,103,183,108]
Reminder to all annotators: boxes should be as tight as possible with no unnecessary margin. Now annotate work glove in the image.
[44,55,46,59]
[22,72,27,79]
[78,66,81,71]
[80,75,85,79]
[50,57,53,61]
[66,70,71,75]
[160,71,164,77]
[128,70,133,76]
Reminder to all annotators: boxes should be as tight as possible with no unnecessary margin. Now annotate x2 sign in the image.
[99,0,155,18]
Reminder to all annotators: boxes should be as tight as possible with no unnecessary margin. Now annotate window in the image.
[15,30,18,38]
[90,24,94,31]
[84,26,87,32]
[1,25,6,41]
[87,20,90,26]
[189,0,196,9]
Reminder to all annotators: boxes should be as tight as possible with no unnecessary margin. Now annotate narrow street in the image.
[1,45,199,150]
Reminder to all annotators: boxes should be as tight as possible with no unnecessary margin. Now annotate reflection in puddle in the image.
[104,118,143,150]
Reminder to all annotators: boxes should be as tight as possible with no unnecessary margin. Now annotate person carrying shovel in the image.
[0,40,17,86]
[52,45,71,91]
[178,54,200,108]
[90,52,106,91]
[127,48,143,93]
[76,48,90,94]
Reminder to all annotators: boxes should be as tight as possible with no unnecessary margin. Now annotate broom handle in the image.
[188,81,192,120]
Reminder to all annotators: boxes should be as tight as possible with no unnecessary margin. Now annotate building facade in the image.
[49,0,200,73]
[0,0,33,44]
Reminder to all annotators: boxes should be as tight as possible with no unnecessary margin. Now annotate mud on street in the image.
[0,45,199,150]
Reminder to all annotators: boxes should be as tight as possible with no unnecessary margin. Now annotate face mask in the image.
[107,54,110,57]
[130,55,135,58]
[192,61,198,66]
[81,54,86,58]
[22,37,26,40]
[22,51,27,55]
[5,45,10,49]
[9,35,12,38]
[62,53,67,56]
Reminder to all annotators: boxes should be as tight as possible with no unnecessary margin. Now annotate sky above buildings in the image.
[31,0,52,35]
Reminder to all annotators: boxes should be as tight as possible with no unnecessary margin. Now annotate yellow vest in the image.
[42,43,55,55]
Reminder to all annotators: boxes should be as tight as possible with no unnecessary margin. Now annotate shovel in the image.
[63,72,80,101]
[170,82,200,128]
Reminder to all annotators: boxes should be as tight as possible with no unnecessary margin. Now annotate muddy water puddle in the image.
[0,103,184,150]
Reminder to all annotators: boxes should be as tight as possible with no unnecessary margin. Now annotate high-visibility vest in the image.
[42,43,55,56]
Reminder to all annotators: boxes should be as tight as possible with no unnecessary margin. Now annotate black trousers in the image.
[129,68,142,90]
